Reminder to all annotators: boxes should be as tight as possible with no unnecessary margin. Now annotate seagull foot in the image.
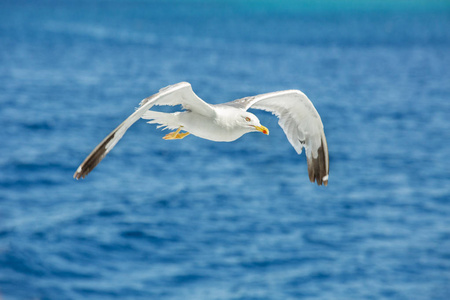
[163,127,190,140]
[163,132,190,140]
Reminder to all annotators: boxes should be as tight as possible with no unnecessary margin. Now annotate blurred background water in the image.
[1,0,450,299]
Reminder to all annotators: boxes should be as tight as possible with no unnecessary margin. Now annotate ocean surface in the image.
[1,0,450,299]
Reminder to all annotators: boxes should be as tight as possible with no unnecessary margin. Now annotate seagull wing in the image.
[73,82,214,179]
[226,90,329,186]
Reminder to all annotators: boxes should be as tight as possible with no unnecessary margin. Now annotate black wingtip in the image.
[307,140,329,186]
[73,169,86,180]
[73,131,116,180]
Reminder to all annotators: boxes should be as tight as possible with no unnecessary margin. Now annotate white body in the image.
[145,105,257,142]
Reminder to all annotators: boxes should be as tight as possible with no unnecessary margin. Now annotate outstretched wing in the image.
[73,82,214,179]
[226,90,329,186]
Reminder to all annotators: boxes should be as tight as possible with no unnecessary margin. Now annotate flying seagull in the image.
[74,82,329,185]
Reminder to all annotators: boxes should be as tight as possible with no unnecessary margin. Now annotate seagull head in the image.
[239,112,269,135]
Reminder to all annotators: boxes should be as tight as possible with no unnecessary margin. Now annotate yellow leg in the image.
[163,126,190,140]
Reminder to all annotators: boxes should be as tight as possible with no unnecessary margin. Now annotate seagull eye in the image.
[245,117,251,122]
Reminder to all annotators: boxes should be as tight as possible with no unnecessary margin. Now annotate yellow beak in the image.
[254,125,269,135]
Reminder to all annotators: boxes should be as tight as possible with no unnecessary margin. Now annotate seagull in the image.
[73,82,329,185]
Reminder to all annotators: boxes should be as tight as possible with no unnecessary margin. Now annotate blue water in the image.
[1,0,450,299]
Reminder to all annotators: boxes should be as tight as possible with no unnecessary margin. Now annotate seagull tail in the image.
[141,111,181,131]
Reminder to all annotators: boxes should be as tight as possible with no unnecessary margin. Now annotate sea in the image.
[1,0,450,299]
